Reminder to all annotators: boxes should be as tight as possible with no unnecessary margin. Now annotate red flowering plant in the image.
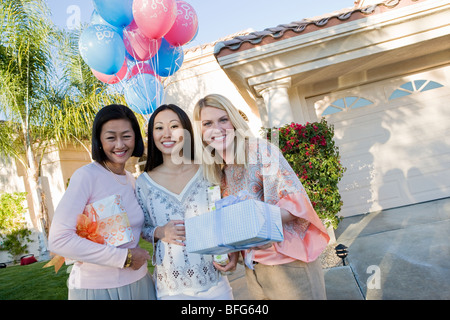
[263,118,346,229]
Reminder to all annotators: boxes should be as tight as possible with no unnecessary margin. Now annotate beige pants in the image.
[245,259,326,300]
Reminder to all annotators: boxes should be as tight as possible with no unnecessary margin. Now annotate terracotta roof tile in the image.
[214,0,424,57]
[185,29,255,54]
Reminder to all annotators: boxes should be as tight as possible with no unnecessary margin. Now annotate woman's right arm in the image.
[48,169,128,268]
[136,180,157,245]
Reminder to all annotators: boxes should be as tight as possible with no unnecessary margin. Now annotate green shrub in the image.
[263,118,346,229]
[0,192,32,262]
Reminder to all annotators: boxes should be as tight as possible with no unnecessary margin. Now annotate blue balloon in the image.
[79,24,125,75]
[93,0,133,28]
[124,74,164,115]
[90,10,123,36]
[150,38,184,77]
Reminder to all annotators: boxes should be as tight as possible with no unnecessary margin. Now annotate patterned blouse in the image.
[136,168,222,298]
[221,138,329,264]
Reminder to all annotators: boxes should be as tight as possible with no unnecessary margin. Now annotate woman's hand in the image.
[155,220,186,246]
[128,247,151,270]
[213,251,239,272]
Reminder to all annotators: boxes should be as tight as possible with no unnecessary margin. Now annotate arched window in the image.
[322,96,373,116]
[389,80,443,100]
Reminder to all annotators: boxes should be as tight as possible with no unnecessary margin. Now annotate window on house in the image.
[389,80,444,100]
[322,96,373,116]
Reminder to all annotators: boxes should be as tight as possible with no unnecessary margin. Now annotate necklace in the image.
[104,162,129,186]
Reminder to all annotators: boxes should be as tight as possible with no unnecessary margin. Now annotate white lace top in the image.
[136,168,224,298]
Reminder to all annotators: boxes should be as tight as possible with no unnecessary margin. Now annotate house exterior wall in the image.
[214,0,450,216]
[39,143,92,222]
[0,155,26,194]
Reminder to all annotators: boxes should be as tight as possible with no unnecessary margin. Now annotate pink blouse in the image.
[221,138,329,265]
[48,162,148,289]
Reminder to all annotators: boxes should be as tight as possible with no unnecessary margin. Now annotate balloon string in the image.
[162,43,180,95]
[149,46,163,108]
[122,28,152,121]
[152,46,161,106]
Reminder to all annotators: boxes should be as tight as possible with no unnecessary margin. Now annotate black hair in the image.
[91,104,144,163]
[144,104,195,172]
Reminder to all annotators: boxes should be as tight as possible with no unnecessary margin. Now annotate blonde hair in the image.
[193,94,254,185]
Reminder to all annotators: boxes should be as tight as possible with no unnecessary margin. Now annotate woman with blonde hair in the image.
[193,94,329,300]
[192,94,252,183]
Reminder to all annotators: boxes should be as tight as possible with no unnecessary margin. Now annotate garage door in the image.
[307,67,450,217]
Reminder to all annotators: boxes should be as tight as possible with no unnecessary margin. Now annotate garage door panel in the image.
[337,188,374,214]
[407,171,450,195]
[340,154,374,179]
[377,177,412,209]
[307,69,450,217]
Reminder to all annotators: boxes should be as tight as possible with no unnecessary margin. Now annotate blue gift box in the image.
[185,199,284,254]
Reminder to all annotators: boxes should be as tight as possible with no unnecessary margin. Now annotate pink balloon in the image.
[130,62,158,79]
[91,59,128,84]
[123,20,162,61]
[132,0,177,39]
[164,1,198,46]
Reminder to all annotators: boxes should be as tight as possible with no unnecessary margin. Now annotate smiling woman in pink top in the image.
[193,94,329,300]
[48,104,156,300]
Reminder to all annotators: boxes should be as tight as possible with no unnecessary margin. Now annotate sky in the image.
[47,0,354,47]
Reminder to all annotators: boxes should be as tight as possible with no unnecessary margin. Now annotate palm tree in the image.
[0,0,56,248]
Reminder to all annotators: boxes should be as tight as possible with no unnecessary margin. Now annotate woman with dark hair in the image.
[48,104,156,300]
[144,104,195,172]
[135,104,235,300]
